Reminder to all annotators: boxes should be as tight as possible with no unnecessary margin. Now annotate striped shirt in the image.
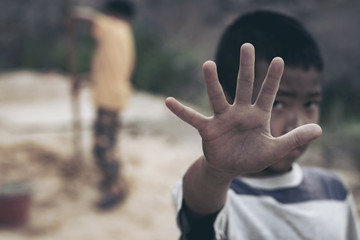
[173,164,360,240]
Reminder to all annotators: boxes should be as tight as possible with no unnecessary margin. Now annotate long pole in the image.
[65,0,82,162]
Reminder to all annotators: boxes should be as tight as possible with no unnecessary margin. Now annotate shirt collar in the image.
[239,163,303,190]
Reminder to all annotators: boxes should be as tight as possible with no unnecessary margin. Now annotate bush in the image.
[132,24,202,101]
[321,79,360,125]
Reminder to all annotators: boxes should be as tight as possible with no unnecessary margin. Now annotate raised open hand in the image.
[165,43,322,179]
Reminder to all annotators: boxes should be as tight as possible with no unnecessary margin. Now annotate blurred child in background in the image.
[72,0,136,210]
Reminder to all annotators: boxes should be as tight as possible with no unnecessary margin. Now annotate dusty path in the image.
[0,71,358,239]
[0,71,202,240]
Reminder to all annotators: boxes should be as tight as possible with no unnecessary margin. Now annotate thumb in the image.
[274,123,322,159]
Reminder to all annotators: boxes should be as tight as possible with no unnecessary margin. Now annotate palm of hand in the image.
[166,43,322,177]
[200,104,274,176]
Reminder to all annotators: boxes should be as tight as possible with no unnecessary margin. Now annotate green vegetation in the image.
[317,122,360,168]
[132,24,202,101]
[321,80,360,124]
[0,10,358,126]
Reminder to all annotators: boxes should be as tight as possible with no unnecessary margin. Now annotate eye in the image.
[273,100,284,110]
[304,101,319,109]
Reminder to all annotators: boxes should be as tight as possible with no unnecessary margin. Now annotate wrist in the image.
[182,156,232,214]
[200,156,234,185]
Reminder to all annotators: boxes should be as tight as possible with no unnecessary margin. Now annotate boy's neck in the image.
[242,166,293,178]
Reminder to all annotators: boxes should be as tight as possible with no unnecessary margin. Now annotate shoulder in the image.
[229,167,349,203]
[302,166,342,183]
[172,179,183,212]
[93,13,111,26]
[302,166,348,200]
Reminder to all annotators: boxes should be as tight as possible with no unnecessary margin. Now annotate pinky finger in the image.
[165,97,208,131]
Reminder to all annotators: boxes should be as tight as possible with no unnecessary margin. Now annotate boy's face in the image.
[254,61,322,174]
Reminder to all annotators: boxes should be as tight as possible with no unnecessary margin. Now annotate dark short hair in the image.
[104,0,136,19]
[215,10,323,100]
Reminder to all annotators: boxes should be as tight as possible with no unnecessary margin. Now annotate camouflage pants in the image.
[93,108,121,189]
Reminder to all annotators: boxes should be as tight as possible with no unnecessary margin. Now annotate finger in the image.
[203,61,229,115]
[274,123,322,159]
[235,43,255,104]
[165,97,208,131]
[255,57,284,112]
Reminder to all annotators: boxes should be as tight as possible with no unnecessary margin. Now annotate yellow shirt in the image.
[91,14,135,111]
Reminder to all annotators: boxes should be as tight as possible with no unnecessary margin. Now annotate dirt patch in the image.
[0,71,358,239]
[0,142,99,236]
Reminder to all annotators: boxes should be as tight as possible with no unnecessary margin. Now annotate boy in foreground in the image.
[166,11,360,239]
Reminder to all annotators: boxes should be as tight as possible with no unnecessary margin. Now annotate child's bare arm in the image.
[71,6,98,22]
[165,43,322,215]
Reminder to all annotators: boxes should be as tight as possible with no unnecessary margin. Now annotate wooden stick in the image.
[65,0,82,162]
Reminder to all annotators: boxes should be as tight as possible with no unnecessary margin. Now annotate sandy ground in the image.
[0,71,359,240]
[0,71,203,240]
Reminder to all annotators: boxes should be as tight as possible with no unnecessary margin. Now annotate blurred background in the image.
[0,0,359,239]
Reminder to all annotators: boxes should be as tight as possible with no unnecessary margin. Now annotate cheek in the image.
[312,111,320,124]
[303,109,320,125]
